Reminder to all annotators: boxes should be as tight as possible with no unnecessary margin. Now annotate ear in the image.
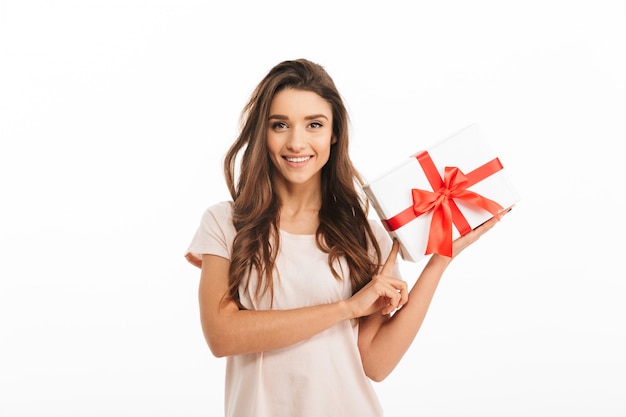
[331,135,337,144]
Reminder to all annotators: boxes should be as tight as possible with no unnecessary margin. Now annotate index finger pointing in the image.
[381,239,400,275]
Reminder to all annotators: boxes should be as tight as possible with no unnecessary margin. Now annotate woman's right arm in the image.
[199,253,354,357]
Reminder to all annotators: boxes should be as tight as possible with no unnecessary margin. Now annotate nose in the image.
[286,126,307,151]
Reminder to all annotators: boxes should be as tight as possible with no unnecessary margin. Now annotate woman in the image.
[185,58,501,417]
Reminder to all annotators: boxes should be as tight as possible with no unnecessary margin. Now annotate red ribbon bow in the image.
[382,151,505,258]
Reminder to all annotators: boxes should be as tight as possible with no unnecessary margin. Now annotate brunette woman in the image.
[185,58,501,417]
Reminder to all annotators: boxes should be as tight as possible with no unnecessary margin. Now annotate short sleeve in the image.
[368,218,402,278]
[184,201,236,269]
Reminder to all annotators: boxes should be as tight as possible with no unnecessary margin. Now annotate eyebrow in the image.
[268,114,329,120]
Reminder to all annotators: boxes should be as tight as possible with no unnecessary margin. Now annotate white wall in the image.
[1,1,624,416]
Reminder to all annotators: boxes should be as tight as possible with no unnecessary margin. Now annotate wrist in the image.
[337,299,355,321]
[428,253,452,269]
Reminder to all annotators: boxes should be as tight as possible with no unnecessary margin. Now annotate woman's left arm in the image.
[358,215,502,382]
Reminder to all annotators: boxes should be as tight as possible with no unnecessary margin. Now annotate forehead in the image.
[269,89,332,117]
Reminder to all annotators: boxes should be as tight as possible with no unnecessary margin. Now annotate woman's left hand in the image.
[450,208,510,259]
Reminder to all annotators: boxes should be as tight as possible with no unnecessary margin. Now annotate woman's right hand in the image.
[345,240,408,318]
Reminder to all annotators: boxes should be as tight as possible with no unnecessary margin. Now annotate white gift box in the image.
[362,124,521,263]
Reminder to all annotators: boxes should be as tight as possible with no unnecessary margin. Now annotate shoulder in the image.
[202,200,234,223]
[367,217,391,246]
[367,217,401,276]
[197,200,236,237]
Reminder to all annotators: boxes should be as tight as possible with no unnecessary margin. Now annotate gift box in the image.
[362,124,520,263]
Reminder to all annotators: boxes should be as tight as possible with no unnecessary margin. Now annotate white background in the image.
[1,1,625,416]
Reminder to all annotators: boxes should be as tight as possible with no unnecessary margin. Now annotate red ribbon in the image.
[382,151,504,257]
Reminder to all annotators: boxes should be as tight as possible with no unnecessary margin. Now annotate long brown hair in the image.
[224,59,382,306]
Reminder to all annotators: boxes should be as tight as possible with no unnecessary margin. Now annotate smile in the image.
[284,156,312,163]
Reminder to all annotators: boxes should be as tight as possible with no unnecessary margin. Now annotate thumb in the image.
[380,239,400,275]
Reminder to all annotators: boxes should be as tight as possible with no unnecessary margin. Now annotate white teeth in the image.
[286,156,310,163]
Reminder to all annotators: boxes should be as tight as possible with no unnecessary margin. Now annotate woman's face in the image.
[266,88,335,190]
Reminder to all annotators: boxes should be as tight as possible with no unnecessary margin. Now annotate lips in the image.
[284,156,312,163]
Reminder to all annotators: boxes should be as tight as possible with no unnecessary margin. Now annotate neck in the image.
[273,178,322,234]
[273,177,322,213]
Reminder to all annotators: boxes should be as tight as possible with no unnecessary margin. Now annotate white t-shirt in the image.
[185,201,400,417]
